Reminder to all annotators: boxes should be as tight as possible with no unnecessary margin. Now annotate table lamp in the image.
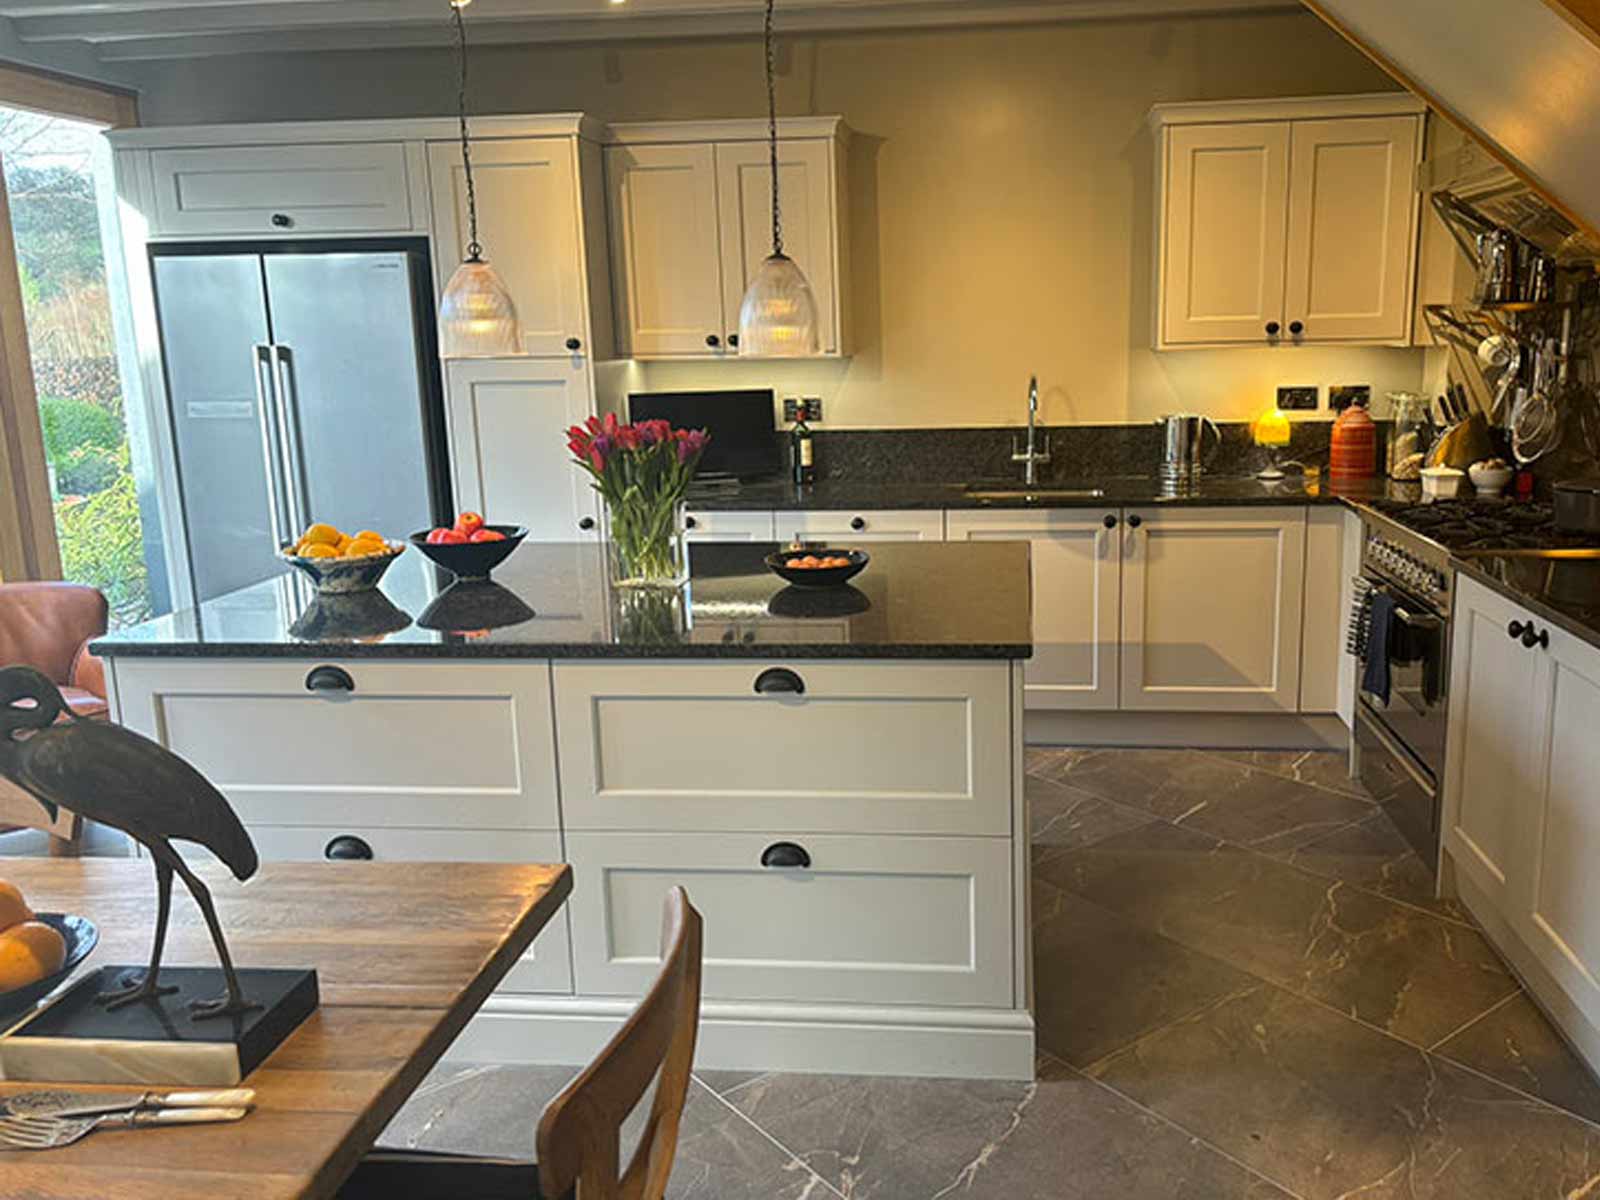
[1253,407,1292,480]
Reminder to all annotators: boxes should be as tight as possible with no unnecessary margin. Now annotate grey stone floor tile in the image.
[1434,991,1600,1127]
[1038,821,1518,1047]
[1026,771,1154,854]
[1032,877,1262,1066]
[1203,748,1370,798]
[1089,984,1600,1200]
[1274,810,1472,922]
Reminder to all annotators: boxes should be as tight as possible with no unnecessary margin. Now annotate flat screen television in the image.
[626,389,782,481]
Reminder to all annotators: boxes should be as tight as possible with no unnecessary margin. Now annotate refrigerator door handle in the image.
[269,343,310,537]
[253,343,291,552]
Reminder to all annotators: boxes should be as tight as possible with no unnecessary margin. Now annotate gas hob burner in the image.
[1367,498,1600,554]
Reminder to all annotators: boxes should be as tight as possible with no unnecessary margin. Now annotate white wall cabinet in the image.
[1153,95,1424,349]
[1446,576,1600,1062]
[605,118,850,359]
[445,357,600,541]
[947,509,1121,710]
[1120,506,1307,712]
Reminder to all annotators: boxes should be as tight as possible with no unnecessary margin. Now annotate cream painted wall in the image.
[123,10,1423,429]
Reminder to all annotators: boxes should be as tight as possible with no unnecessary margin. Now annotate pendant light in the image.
[438,0,520,358]
[737,0,820,357]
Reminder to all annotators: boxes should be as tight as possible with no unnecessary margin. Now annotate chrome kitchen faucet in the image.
[1011,375,1052,485]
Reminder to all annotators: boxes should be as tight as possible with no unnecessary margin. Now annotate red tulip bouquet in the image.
[568,414,710,587]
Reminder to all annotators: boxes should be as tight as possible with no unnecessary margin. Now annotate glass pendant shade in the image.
[737,252,820,356]
[439,258,520,357]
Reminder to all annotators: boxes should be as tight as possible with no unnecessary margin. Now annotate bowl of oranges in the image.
[281,522,405,594]
[0,879,97,1021]
[764,546,870,588]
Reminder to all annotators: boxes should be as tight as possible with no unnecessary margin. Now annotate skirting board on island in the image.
[447,996,1037,1082]
[1025,711,1350,751]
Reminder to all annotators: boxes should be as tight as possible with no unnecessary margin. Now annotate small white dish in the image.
[1469,463,1514,497]
[1420,466,1466,499]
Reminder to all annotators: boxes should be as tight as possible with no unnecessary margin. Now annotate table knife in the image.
[0,1087,255,1121]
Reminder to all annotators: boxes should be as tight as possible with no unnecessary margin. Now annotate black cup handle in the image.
[306,665,355,693]
[754,667,805,695]
[325,835,374,861]
[761,841,811,869]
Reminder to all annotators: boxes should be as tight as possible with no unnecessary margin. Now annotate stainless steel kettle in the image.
[1156,413,1221,482]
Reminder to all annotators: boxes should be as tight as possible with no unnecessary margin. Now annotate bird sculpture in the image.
[0,665,261,1020]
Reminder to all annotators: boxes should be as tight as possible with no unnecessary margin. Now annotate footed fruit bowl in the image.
[409,525,527,581]
[280,541,405,595]
[0,913,98,1021]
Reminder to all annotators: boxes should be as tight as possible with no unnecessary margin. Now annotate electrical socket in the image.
[1277,386,1318,411]
[1329,385,1371,412]
[783,397,822,422]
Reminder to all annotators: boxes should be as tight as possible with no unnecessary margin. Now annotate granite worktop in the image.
[1452,554,1600,655]
[91,541,1033,661]
[689,472,1402,512]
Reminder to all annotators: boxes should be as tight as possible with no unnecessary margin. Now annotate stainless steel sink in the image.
[963,484,1106,502]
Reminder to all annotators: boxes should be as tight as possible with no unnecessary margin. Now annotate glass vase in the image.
[603,498,688,590]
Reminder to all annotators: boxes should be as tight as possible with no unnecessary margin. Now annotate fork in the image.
[0,1106,250,1150]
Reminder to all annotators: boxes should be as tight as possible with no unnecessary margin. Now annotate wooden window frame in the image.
[0,63,138,582]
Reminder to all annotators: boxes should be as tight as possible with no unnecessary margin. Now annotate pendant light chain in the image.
[451,1,482,262]
[764,0,783,258]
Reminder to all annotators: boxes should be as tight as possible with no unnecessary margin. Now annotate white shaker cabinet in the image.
[428,135,610,358]
[947,509,1120,709]
[445,357,600,541]
[1152,94,1424,349]
[684,510,777,542]
[780,509,944,543]
[1119,506,1306,712]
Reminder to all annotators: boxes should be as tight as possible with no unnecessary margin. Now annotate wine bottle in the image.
[791,402,815,486]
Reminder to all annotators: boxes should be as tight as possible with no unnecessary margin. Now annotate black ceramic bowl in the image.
[408,525,527,581]
[765,547,869,589]
[0,913,98,1021]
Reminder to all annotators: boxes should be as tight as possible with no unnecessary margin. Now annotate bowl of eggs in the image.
[765,547,870,589]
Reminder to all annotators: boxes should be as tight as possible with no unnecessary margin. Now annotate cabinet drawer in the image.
[248,825,571,995]
[567,831,1012,1006]
[149,143,412,236]
[112,659,559,830]
[777,510,944,542]
[553,660,1012,835]
[683,510,776,542]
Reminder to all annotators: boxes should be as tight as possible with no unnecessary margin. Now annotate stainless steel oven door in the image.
[1354,704,1440,874]
[1358,580,1449,780]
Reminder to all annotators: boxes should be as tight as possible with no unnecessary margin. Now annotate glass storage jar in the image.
[1386,392,1432,481]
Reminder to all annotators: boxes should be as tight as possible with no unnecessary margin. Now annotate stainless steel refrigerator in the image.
[152,244,449,603]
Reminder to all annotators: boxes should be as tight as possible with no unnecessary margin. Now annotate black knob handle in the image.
[761,841,811,869]
[1509,620,1526,640]
[1103,514,1118,529]
[850,516,866,531]
[1288,320,1304,336]
[565,337,582,352]
[684,516,698,530]
[706,334,721,348]
[306,665,355,693]
[271,213,292,228]
[324,835,373,861]
[728,334,740,348]
[1522,625,1549,650]
[1265,321,1280,336]
[754,667,805,695]
[578,516,596,531]
[1127,514,1143,529]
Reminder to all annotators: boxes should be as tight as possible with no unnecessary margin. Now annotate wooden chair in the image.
[339,886,704,1200]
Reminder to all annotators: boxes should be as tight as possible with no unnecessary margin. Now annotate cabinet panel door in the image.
[1522,623,1600,1027]
[567,831,1012,1007]
[605,143,725,356]
[1283,116,1420,344]
[779,509,944,542]
[1442,578,1538,905]
[947,509,1119,710]
[1120,507,1305,711]
[684,509,776,542]
[1299,507,1350,713]
[715,139,838,354]
[429,138,587,357]
[446,358,599,541]
[1161,122,1290,346]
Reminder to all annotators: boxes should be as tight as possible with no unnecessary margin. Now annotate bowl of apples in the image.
[409,512,527,581]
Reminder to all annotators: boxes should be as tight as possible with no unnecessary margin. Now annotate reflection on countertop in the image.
[1453,554,1600,653]
[91,541,1033,661]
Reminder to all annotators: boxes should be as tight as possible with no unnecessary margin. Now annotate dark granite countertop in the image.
[91,541,1033,661]
[688,473,1402,512]
[1451,554,1600,655]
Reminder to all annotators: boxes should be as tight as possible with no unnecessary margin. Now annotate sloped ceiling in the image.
[1305,0,1600,236]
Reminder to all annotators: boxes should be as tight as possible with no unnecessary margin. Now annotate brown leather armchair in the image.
[0,582,109,853]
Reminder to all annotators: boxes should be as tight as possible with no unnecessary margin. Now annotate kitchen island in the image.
[92,541,1036,1079]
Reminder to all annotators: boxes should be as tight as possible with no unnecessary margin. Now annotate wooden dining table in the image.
[0,857,571,1199]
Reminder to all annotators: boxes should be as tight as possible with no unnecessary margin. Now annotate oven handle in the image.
[1357,706,1436,798]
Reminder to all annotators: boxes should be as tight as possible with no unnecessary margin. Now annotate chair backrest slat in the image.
[538,887,703,1200]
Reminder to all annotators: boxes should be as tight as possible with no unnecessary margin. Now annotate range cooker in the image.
[1352,498,1599,874]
